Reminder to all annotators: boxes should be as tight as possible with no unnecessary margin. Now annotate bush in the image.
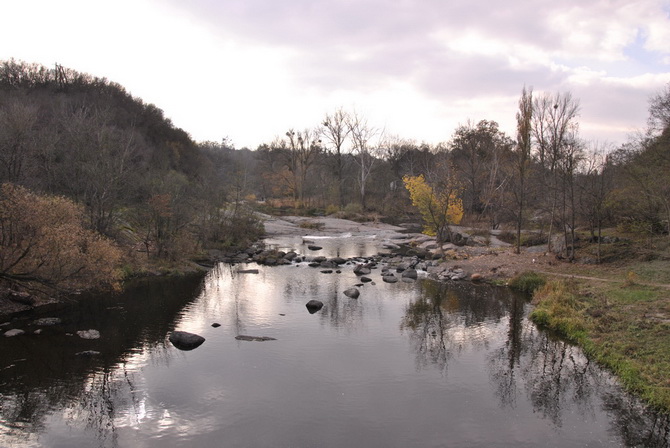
[325,204,339,215]
[0,183,122,291]
[508,271,546,293]
[343,202,363,214]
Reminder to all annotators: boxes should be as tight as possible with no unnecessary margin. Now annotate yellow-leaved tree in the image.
[403,174,463,245]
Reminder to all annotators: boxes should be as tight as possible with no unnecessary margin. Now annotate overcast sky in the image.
[3,0,670,149]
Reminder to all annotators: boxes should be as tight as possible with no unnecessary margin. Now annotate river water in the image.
[0,235,668,447]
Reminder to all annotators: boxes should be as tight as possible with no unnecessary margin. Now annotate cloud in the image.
[2,0,669,147]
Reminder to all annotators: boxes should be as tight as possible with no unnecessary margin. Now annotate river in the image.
[0,234,668,447]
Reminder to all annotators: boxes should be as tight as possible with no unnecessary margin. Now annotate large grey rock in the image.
[354,264,371,276]
[402,269,418,280]
[169,331,205,350]
[344,287,360,299]
[383,275,399,283]
[305,300,324,313]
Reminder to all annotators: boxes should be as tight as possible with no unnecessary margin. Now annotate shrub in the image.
[508,271,546,293]
[0,183,122,291]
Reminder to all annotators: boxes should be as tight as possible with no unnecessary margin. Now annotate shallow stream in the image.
[1,235,668,447]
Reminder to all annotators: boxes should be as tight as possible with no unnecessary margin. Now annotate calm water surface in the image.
[1,235,668,447]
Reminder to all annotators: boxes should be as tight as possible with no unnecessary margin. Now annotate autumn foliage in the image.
[403,174,463,242]
[0,183,122,292]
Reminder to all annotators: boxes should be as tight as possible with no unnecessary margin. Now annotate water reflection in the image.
[1,249,669,447]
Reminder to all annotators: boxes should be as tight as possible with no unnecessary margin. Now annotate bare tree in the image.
[576,143,614,262]
[513,86,533,254]
[321,108,351,209]
[284,128,322,207]
[347,112,382,210]
[532,92,580,254]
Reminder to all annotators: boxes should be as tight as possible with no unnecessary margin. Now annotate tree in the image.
[347,112,381,209]
[513,86,533,254]
[403,174,463,247]
[576,144,614,262]
[449,120,512,220]
[321,108,352,208]
[532,92,580,254]
[0,100,41,185]
[0,183,121,292]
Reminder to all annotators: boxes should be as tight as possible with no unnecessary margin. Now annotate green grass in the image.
[530,278,670,412]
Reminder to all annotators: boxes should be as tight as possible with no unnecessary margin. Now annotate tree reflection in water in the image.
[402,278,670,447]
[401,279,508,373]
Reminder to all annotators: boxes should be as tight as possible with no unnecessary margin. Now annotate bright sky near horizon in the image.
[2,0,670,149]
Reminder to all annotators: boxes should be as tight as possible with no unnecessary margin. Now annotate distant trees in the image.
[449,120,514,220]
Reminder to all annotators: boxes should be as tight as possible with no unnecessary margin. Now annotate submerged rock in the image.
[33,317,62,326]
[307,245,323,251]
[77,329,100,340]
[3,329,24,337]
[235,335,277,342]
[344,287,360,299]
[305,299,324,313]
[76,350,101,357]
[169,331,205,350]
[382,275,399,283]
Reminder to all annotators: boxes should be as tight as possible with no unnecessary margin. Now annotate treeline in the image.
[1,60,669,292]
[0,60,262,292]
[235,87,670,262]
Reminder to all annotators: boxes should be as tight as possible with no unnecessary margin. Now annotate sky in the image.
[2,0,670,149]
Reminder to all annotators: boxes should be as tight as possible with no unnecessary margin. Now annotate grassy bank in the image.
[529,275,670,412]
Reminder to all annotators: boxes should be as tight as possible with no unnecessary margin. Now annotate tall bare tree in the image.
[513,86,533,254]
[532,92,580,254]
[321,108,351,208]
[347,112,381,210]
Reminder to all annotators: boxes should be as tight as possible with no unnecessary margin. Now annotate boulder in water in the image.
[344,287,360,299]
[169,331,206,350]
[305,299,324,313]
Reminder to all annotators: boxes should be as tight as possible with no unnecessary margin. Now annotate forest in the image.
[1,59,669,295]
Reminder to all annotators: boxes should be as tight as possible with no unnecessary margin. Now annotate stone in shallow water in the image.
[77,329,100,340]
[344,287,360,299]
[3,329,24,337]
[33,317,62,326]
[235,335,277,342]
[305,299,324,313]
[169,331,205,350]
